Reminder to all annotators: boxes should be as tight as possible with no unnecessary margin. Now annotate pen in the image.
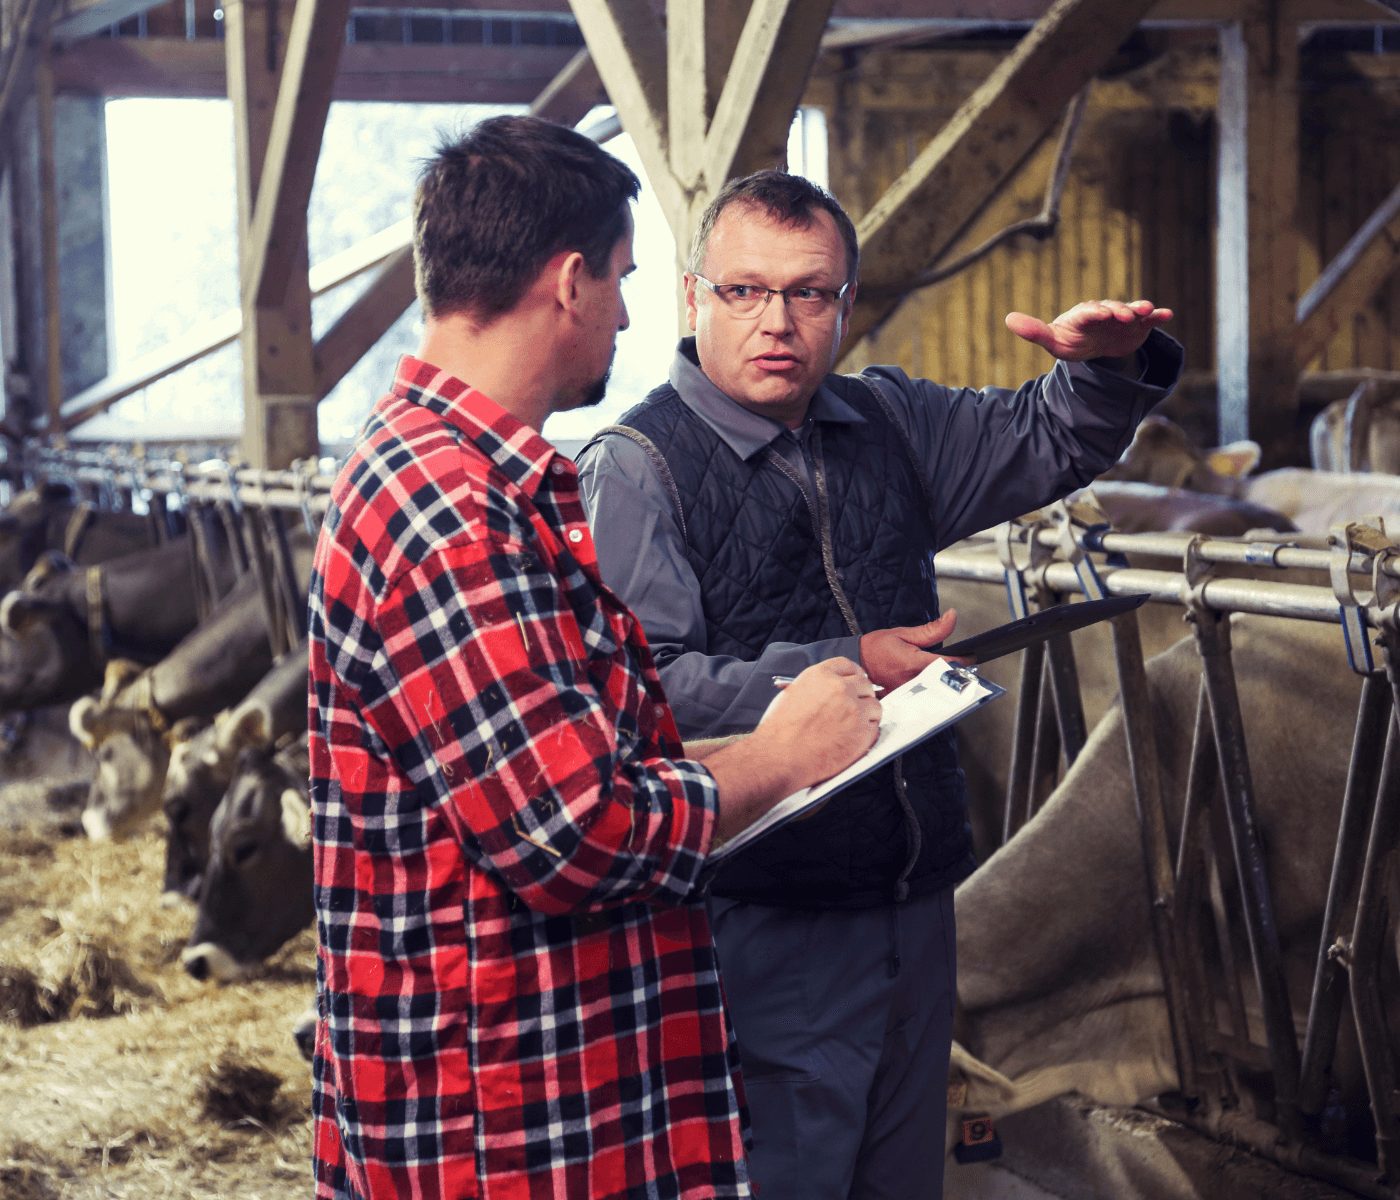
[772,674,884,693]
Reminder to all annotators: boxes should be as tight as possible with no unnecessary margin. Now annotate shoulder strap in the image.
[593,425,689,548]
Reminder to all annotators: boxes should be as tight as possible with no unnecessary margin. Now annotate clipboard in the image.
[939,593,1151,664]
[709,660,1004,863]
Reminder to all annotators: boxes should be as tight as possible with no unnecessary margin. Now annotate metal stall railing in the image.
[19,445,335,663]
[13,447,1400,1197]
[936,499,1400,1200]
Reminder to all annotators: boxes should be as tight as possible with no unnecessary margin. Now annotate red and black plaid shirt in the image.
[308,357,750,1199]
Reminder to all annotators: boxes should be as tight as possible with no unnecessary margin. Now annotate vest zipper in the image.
[806,426,922,905]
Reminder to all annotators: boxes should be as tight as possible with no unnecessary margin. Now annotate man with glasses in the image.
[576,170,1181,1199]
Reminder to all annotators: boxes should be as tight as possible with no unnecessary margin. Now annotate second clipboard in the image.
[938,593,1151,665]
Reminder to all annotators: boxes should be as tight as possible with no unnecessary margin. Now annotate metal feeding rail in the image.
[14,448,1400,1197]
[937,495,1400,1200]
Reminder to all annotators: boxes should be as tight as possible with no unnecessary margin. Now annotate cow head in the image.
[71,661,167,840]
[1099,416,1260,496]
[182,740,313,983]
[0,483,76,591]
[161,700,274,899]
[0,555,100,710]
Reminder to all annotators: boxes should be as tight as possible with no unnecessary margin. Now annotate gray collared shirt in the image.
[576,333,1182,739]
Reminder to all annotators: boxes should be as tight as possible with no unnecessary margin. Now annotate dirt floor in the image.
[0,796,316,1199]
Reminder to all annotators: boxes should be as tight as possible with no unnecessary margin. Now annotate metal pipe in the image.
[1002,642,1044,845]
[935,548,1376,625]
[1347,646,1400,1183]
[1110,607,1200,1100]
[1299,673,1395,1116]
[1190,608,1302,1137]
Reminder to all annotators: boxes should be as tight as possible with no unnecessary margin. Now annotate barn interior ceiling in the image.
[0,0,1396,468]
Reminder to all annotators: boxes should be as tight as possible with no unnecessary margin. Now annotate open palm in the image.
[1004,299,1172,362]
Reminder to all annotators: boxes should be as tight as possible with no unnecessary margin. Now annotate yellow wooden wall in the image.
[813,42,1398,391]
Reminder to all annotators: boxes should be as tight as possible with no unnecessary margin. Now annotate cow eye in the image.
[231,839,260,866]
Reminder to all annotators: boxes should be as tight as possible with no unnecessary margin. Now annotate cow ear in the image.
[280,787,312,847]
[1205,440,1261,479]
[21,550,74,591]
[948,1042,1018,1111]
[0,591,50,635]
[169,716,206,745]
[216,701,271,755]
[101,659,145,702]
[69,695,102,749]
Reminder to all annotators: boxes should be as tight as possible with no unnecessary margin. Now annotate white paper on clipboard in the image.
[709,660,1004,863]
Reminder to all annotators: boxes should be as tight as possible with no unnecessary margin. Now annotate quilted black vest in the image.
[606,373,975,908]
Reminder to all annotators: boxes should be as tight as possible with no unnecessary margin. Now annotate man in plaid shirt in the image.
[308,115,883,1199]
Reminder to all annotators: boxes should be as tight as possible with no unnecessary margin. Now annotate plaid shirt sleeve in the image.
[362,527,719,914]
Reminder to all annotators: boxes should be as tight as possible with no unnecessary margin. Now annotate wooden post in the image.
[35,33,61,441]
[1215,2,1300,462]
[225,0,320,469]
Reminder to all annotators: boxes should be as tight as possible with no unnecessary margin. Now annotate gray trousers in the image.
[709,887,956,1200]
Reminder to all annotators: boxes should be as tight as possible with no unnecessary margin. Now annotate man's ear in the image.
[838,281,857,339]
[682,273,699,332]
[554,250,587,319]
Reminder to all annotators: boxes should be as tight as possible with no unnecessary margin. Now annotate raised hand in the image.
[1004,299,1172,363]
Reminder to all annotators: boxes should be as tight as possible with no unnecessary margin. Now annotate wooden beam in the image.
[313,245,414,400]
[226,0,318,469]
[0,0,53,149]
[1215,3,1300,461]
[667,2,743,192]
[243,0,350,311]
[529,46,604,125]
[568,0,681,220]
[58,221,407,430]
[50,0,161,41]
[50,38,580,101]
[844,0,1160,350]
[1296,181,1400,370]
[35,38,63,439]
[704,0,835,186]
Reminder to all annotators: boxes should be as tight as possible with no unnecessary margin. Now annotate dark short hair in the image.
[687,171,860,286]
[414,114,640,323]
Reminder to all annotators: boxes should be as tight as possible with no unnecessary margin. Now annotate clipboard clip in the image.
[940,665,980,693]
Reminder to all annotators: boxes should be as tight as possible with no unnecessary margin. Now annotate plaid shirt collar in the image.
[390,354,562,500]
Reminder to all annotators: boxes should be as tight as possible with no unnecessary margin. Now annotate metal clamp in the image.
[1181,534,1215,620]
[996,510,1053,620]
[1328,519,1392,675]
[1049,494,1112,601]
[291,458,321,537]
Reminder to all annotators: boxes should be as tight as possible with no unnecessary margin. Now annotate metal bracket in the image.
[1329,519,1393,675]
[1181,534,1215,620]
[1049,493,1112,601]
[996,510,1053,620]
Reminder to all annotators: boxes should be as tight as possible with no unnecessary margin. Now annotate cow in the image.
[1101,415,1400,535]
[947,614,1397,1164]
[0,535,239,711]
[0,481,157,591]
[69,573,276,841]
[1309,376,1400,474]
[181,737,313,983]
[161,644,310,898]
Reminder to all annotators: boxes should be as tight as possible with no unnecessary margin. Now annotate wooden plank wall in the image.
[817,42,1398,393]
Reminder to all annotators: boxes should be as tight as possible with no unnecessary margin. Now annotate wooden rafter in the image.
[704,0,834,187]
[50,0,161,41]
[313,247,413,400]
[843,0,1160,350]
[57,224,406,431]
[1296,181,1400,369]
[529,47,604,125]
[568,0,680,217]
[0,0,54,149]
[243,0,351,310]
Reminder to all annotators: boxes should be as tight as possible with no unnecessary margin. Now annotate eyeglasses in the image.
[692,274,850,318]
